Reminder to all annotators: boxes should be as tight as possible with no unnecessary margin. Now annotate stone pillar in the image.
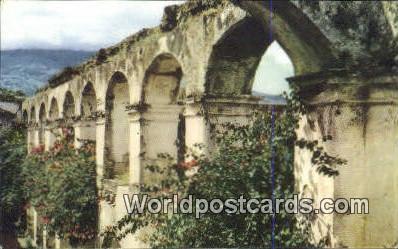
[32,208,38,246]
[74,120,96,148]
[27,127,34,153]
[128,110,142,185]
[73,121,83,149]
[184,99,208,157]
[54,234,61,249]
[291,72,398,248]
[95,116,107,247]
[96,117,106,188]
[33,127,40,147]
[42,227,47,249]
[141,104,183,183]
[44,125,57,151]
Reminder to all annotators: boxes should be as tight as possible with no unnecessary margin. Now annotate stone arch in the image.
[105,71,130,181]
[49,98,59,121]
[63,91,75,119]
[205,17,270,96]
[141,53,185,181]
[205,12,332,96]
[236,1,334,75]
[81,82,97,117]
[142,53,183,105]
[73,82,97,146]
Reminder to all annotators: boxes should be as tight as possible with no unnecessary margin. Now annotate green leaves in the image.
[0,126,27,233]
[22,137,97,245]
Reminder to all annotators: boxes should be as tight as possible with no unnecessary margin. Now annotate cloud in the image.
[0,1,293,95]
[1,1,183,51]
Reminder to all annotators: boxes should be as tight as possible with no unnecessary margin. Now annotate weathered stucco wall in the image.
[292,72,398,247]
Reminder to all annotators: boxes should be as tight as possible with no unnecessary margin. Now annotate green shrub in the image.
[22,131,98,246]
[0,125,27,234]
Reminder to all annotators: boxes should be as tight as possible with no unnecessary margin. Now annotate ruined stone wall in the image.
[21,1,398,248]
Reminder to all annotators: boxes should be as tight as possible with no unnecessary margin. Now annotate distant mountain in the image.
[252,91,286,105]
[0,49,94,95]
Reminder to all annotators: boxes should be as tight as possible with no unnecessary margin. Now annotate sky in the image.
[0,1,182,50]
[0,0,293,95]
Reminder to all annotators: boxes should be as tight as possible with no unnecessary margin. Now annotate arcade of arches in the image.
[22,1,398,248]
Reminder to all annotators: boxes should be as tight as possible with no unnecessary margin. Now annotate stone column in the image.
[291,72,398,248]
[74,120,96,148]
[42,227,47,249]
[127,109,142,186]
[54,234,61,249]
[27,127,34,153]
[73,121,83,149]
[96,117,106,188]
[32,208,38,246]
[141,104,183,183]
[44,124,57,151]
[184,99,209,157]
[95,115,108,246]
[33,127,40,147]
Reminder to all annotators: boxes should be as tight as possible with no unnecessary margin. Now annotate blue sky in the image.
[0,0,293,94]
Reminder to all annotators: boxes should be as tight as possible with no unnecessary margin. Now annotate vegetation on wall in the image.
[102,89,345,248]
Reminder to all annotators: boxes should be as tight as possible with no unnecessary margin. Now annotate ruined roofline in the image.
[37,0,229,93]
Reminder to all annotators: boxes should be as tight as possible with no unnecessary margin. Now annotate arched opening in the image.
[141,53,184,182]
[105,72,130,182]
[30,106,36,124]
[62,91,76,143]
[77,82,97,143]
[206,17,269,96]
[48,98,60,148]
[237,1,333,75]
[205,17,296,133]
[81,82,97,117]
[49,98,59,121]
[252,41,294,101]
[205,16,309,98]
[29,107,36,149]
[22,110,28,124]
[63,91,75,119]
[38,103,46,145]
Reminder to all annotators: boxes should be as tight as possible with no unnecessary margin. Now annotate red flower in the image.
[31,145,45,154]
[41,216,50,224]
[178,159,198,170]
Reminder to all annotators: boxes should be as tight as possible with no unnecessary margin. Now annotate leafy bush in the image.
[0,125,27,234]
[22,131,98,246]
[103,91,345,248]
